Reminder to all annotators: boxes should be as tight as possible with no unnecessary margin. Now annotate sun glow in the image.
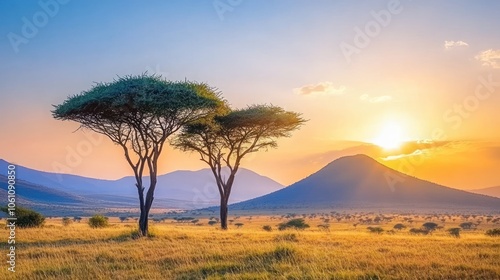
[371,121,407,150]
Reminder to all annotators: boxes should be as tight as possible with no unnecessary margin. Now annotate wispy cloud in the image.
[359,94,392,103]
[475,49,500,68]
[444,40,469,49]
[294,82,346,96]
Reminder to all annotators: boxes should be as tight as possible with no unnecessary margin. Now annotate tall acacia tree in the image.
[174,105,305,229]
[52,74,223,236]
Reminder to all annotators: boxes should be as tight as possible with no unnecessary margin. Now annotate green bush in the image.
[422,222,439,231]
[393,223,406,230]
[278,218,310,230]
[485,228,500,237]
[448,228,461,238]
[262,225,272,232]
[88,214,109,228]
[367,226,384,234]
[1,206,45,228]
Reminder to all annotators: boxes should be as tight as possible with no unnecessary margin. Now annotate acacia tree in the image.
[52,74,223,236]
[174,105,305,229]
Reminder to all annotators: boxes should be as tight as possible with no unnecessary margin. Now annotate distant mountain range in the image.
[469,186,500,198]
[0,159,284,210]
[231,155,500,212]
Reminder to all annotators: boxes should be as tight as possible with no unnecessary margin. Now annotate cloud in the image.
[359,94,392,103]
[444,40,469,49]
[475,49,500,68]
[294,82,346,96]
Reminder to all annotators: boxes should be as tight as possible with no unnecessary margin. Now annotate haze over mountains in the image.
[232,155,500,212]
[469,186,500,199]
[2,155,499,215]
[0,159,284,210]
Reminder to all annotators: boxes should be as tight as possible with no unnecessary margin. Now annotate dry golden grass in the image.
[1,215,499,279]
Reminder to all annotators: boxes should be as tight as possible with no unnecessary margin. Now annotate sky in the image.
[1,0,500,190]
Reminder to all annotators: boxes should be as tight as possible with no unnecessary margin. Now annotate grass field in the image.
[2,214,500,280]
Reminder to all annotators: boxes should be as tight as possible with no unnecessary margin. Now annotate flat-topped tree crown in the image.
[52,74,224,237]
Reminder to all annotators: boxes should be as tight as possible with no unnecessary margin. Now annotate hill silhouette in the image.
[231,154,500,211]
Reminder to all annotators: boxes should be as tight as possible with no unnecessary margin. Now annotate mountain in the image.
[469,186,500,198]
[0,159,284,208]
[231,154,500,212]
[0,174,87,205]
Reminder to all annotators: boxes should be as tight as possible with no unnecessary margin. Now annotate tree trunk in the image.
[220,197,228,230]
[136,182,149,237]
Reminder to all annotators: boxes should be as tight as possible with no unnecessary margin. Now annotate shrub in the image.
[1,206,45,228]
[88,214,109,228]
[208,220,217,226]
[262,225,272,232]
[485,228,500,237]
[393,223,406,230]
[234,223,244,228]
[367,226,384,234]
[278,218,310,230]
[459,222,475,230]
[62,217,72,226]
[422,222,439,231]
[448,228,461,238]
[119,216,128,223]
[409,228,429,235]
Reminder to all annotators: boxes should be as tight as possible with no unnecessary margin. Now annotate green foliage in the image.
[393,223,406,230]
[262,225,272,232]
[422,222,439,231]
[367,226,384,234]
[278,218,310,231]
[88,214,109,228]
[1,206,45,228]
[485,228,500,237]
[448,228,461,238]
[52,74,222,123]
[62,217,72,226]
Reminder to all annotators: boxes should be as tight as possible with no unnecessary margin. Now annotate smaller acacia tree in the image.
[174,105,305,229]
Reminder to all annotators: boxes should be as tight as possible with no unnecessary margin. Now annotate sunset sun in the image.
[371,121,407,150]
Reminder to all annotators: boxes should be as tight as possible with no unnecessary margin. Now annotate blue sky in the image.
[1,0,500,188]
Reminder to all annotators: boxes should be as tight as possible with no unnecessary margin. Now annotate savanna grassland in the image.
[2,214,500,280]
